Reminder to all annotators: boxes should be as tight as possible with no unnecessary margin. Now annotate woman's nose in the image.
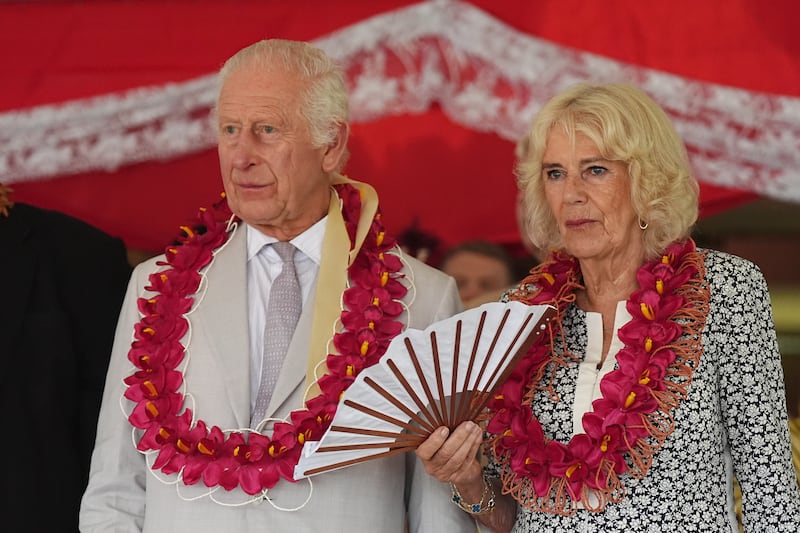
[562,174,587,203]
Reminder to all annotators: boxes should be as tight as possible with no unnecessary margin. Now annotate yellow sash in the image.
[303,175,379,399]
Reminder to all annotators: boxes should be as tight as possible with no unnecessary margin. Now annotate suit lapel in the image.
[192,223,252,428]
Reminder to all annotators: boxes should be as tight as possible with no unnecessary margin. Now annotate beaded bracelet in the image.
[450,475,496,515]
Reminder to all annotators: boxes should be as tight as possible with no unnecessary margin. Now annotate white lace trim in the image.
[2,0,799,201]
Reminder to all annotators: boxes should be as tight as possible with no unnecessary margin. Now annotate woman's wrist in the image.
[450,474,496,515]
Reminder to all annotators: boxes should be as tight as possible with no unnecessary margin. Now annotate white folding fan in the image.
[294,301,556,479]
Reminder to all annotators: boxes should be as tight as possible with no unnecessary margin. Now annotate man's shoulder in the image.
[401,253,453,287]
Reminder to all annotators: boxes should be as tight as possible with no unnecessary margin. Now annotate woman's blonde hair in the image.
[216,39,349,162]
[516,83,699,259]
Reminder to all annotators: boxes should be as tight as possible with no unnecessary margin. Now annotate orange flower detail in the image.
[655,279,664,294]
[145,402,159,418]
[143,381,158,398]
[197,442,214,455]
[269,444,286,457]
[565,463,582,479]
[624,391,637,408]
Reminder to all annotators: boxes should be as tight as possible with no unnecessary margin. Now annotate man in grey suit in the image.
[79,39,476,532]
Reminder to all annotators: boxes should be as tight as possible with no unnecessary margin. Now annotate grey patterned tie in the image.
[251,241,302,428]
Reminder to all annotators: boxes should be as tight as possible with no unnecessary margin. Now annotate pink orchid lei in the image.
[123,183,408,495]
[485,239,709,515]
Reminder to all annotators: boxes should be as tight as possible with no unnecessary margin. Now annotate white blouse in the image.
[572,300,630,435]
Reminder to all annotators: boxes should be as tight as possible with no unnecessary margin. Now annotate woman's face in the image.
[542,128,641,264]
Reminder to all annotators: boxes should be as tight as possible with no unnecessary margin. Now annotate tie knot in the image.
[272,241,296,263]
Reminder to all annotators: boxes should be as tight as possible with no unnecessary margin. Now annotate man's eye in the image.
[260,125,275,134]
[222,125,238,135]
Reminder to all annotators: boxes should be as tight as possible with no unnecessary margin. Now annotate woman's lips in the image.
[565,218,594,228]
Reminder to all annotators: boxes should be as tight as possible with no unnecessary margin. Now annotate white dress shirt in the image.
[245,218,327,411]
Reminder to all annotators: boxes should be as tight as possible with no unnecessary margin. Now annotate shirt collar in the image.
[245,216,327,266]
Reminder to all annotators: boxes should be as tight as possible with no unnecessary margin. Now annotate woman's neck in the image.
[574,247,645,367]
[575,243,646,312]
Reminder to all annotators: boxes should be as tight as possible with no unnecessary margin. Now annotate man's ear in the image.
[321,121,350,173]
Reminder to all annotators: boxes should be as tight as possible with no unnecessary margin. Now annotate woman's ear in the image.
[321,121,350,173]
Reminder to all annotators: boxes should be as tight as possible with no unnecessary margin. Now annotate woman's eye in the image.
[546,169,564,180]
[587,165,607,176]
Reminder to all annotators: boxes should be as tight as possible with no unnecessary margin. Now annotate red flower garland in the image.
[123,183,408,495]
[486,239,708,514]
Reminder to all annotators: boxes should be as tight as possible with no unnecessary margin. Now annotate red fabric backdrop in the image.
[2,0,798,253]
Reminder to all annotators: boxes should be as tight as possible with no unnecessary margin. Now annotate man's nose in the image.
[231,130,259,169]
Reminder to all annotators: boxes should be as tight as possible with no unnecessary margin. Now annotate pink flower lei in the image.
[123,183,408,495]
[486,239,709,515]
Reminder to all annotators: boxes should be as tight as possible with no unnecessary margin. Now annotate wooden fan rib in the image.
[475,312,534,395]
[469,309,512,395]
[330,425,420,441]
[403,337,445,430]
[386,358,439,432]
[341,399,429,438]
[454,310,488,426]
[430,331,450,429]
[363,375,437,434]
[448,320,463,431]
[467,306,557,421]
[301,447,410,477]
[316,440,420,453]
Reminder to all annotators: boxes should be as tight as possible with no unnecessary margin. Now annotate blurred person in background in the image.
[440,239,515,309]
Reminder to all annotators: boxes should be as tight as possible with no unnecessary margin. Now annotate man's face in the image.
[216,65,333,239]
